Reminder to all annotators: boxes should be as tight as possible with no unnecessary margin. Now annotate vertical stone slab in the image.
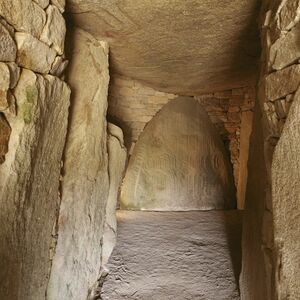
[239,103,269,300]
[47,28,110,300]
[272,88,300,300]
[102,123,127,266]
[0,69,70,300]
[237,110,253,209]
[120,97,236,211]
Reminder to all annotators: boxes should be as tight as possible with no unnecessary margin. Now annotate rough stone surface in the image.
[47,28,110,300]
[265,64,300,101]
[33,0,50,9]
[196,88,255,197]
[15,32,57,74]
[121,97,236,211]
[0,113,10,163]
[0,22,17,62]
[0,0,46,38]
[68,0,260,94]
[51,0,65,12]
[0,62,10,111]
[6,62,20,89]
[102,210,242,300]
[108,76,255,200]
[272,87,300,300]
[239,103,270,300]
[50,56,68,77]
[108,75,177,150]
[236,111,253,209]
[0,69,70,300]
[270,23,300,70]
[278,0,300,30]
[102,123,127,266]
[41,5,66,55]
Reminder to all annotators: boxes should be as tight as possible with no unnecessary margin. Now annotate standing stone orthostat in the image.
[120,97,236,211]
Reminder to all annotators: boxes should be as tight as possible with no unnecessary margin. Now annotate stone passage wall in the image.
[241,1,300,299]
[46,28,110,300]
[263,1,300,299]
[195,87,255,208]
[102,123,127,267]
[120,97,236,211]
[108,75,177,152]
[0,1,70,299]
[109,78,254,208]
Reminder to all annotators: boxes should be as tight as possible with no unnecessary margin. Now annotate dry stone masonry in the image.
[108,75,177,152]
[196,87,255,208]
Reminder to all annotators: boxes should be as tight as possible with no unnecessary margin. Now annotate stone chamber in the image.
[0,0,299,299]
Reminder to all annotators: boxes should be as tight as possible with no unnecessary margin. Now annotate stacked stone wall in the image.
[108,75,177,152]
[195,87,255,205]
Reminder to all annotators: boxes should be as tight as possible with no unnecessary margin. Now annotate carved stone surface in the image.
[47,28,110,300]
[67,0,260,95]
[120,97,236,211]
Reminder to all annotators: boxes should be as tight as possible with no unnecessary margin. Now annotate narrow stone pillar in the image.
[237,110,253,209]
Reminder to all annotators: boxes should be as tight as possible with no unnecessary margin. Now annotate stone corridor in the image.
[101,211,242,300]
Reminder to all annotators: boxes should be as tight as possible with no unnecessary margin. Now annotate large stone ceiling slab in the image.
[67,0,261,95]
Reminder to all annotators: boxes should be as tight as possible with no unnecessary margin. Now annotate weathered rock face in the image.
[0,113,10,163]
[272,87,300,300]
[121,97,236,211]
[0,22,17,62]
[241,0,300,298]
[0,1,73,299]
[67,0,260,95]
[102,123,127,266]
[47,28,110,300]
[195,88,255,208]
[0,69,70,300]
[239,103,269,300]
[15,32,57,74]
[0,0,46,38]
[40,4,66,55]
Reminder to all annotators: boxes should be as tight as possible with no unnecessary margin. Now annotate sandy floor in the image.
[101,210,242,300]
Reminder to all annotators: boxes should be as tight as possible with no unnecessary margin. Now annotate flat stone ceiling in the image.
[67,0,261,95]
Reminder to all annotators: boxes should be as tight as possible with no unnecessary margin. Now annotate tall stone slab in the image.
[120,97,236,211]
[0,69,70,300]
[47,28,110,300]
[272,88,300,300]
[102,123,127,266]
